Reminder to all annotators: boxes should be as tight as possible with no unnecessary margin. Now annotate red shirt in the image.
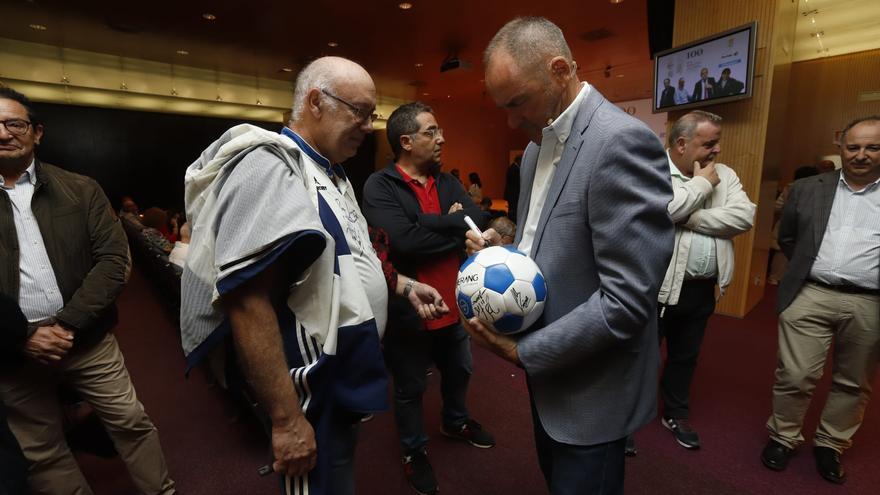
[396,165,460,330]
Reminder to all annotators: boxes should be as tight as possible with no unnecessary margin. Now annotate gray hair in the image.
[484,17,572,76]
[839,115,880,144]
[290,59,339,121]
[668,110,723,148]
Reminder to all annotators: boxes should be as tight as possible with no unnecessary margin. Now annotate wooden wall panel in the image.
[670,0,798,317]
[779,49,880,185]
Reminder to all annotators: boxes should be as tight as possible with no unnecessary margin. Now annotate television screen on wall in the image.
[652,22,757,113]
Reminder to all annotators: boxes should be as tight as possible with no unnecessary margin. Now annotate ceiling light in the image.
[280,67,293,72]
[610,0,624,3]
[327,41,338,47]
[28,23,47,31]
[398,2,413,10]
[202,13,217,21]
[256,99,263,106]
[422,92,430,96]
[616,74,625,78]
[176,50,189,55]
[414,63,423,68]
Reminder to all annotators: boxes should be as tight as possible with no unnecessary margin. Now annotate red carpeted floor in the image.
[77,267,878,494]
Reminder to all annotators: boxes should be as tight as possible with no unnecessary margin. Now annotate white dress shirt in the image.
[518,82,590,255]
[810,175,880,289]
[0,160,64,322]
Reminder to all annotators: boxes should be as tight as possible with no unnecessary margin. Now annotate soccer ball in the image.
[455,246,547,335]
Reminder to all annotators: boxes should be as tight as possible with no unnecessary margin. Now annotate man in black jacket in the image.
[362,102,493,495]
[715,68,744,97]
[659,78,677,108]
[0,87,174,494]
[691,67,716,102]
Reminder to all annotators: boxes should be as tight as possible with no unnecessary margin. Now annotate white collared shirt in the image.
[0,160,64,322]
[809,174,880,289]
[518,82,590,255]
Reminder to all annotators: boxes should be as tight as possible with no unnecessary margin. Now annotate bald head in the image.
[291,56,374,121]
[288,56,376,164]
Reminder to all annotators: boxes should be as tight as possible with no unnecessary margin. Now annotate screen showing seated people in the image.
[653,23,755,112]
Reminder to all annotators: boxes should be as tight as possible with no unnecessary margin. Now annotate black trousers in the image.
[383,322,472,454]
[0,401,27,495]
[658,279,717,419]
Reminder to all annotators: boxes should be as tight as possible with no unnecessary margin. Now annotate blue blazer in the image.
[514,88,674,446]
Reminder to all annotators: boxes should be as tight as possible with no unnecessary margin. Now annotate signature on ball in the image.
[472,288,502,321]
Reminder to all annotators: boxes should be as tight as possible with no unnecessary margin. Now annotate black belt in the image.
[809,280,880,296]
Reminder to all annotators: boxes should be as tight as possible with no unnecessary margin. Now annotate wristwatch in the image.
[403,278,416,297]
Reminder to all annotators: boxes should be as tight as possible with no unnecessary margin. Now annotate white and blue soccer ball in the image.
[455,245,547,335]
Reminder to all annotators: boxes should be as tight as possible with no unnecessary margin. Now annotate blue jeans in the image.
[383,322,473,454]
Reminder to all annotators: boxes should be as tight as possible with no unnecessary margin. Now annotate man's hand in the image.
[271,413,317,478]
[461,317,520,366]
[694,160,720,187]
[24,324,74,365]
[448,202,463,214]
[465,228,501,257]
[405,279,450,320]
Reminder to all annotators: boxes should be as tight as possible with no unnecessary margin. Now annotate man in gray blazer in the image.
[465,17,674,494]
[761,116,880,485]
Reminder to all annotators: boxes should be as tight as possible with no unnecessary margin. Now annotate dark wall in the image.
[647,0,676,58]
[32,102,279,212]
[31,103,377,212]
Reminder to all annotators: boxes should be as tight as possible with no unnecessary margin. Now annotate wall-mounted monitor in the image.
[652,22,757,113]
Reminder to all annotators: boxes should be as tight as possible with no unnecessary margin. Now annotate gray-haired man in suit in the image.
[761,116,880,485]
[464,17,674,494]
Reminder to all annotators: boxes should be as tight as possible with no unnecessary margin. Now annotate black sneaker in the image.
[441,419,495,448]
[402,449,438,495]
[662,417,700,449]
[625,435,637,457]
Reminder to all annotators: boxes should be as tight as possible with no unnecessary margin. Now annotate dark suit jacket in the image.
[514,88,674,445]
[716,77,744,97]
[691,77,717,101]
[659,86,676,107]
[778,170,857,313]
[0,161,129,351]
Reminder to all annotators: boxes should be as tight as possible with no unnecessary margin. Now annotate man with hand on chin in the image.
[650,111,754,452]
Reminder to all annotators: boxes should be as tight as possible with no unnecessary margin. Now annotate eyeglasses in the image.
[412,127,444,140]
[321,89,378,123]
[0,119,32,136]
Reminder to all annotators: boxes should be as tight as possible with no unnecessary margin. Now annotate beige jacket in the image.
[658,153,756,306]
